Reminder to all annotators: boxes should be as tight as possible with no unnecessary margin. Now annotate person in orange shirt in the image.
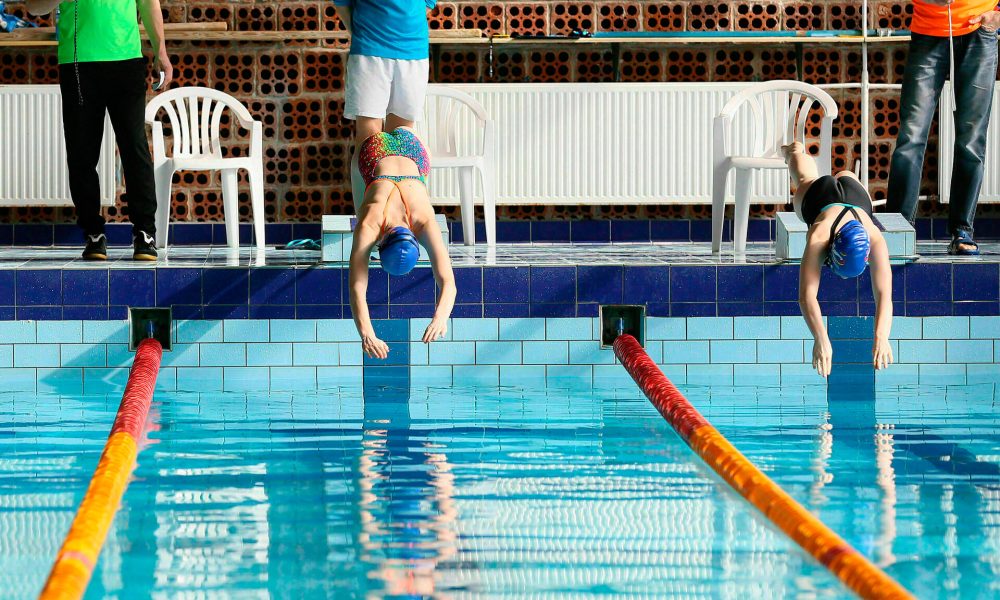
[887,0,1000,255]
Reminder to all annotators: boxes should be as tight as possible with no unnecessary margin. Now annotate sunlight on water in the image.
[1,382,999,599]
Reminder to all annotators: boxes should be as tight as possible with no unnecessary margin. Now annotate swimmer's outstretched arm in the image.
[799,232,832,378]
[417,220,456,344]
[868,234,894,370]
[349,222,389,359]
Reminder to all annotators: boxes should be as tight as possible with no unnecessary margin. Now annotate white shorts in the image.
[344,55,429,123]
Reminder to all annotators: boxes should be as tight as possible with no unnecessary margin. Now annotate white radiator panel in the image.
[423,83,791,206]
[939,81,1000,204]
[0,85,116,206]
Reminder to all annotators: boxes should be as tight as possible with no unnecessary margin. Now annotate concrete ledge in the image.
[321,214,449,263]
[776,212,915,261]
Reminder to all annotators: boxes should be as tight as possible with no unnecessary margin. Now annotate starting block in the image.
[776,212,915,261]
[321,214,450,263]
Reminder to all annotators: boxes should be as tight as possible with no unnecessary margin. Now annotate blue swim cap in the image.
[827,219,870,278]
[378,226,420,276]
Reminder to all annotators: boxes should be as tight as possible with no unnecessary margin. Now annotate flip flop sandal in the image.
[948,231,980,256]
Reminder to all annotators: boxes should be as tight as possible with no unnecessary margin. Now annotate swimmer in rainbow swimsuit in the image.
[782,142,895,378]
[349,127,455,359]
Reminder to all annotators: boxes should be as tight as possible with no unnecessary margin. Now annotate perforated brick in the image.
[831,142,853,173]
[828,3,861,30]
[171,190,190,222]
[325,98,354,141]
[30,53,59,84]
[265,145,304,187]
[688,2,731,30]
[665,49,710,82]
[872,94,900,139]
[428,3,458,29]
[598,2,641,31]
[801,48,842,85]
[758,49,796,79]
[873,0,911,30]
[890,48,907,83]
[161,4,186,24]
[303,143,350,186]
[491,51,527,82]
[734,3,780,31]
[320,2,347,31]
[303,50,345,93]
[5,4,53,26]
[552,2,596,35]
[213,52,256,96]
[575,49,614,82]
[783,3,824,31]
[279,3,320,31]
[168,52,211,88]
[854,49,890,84]
[459,4,506,35]
[246,99,279,140]
[281,188,329,221]
[529,50,572,82]
[187,4,234,28]
[713,49,756,81]
[644,3,684,31]
[189,190,225,222]
[434,49,481,83]
[0,54,30,84]
[833,93,861,139]
[236,4,278,31]
[620,49,665,81]
[282,99,325,142]
[508,4,548,36]
[258,52,302,96]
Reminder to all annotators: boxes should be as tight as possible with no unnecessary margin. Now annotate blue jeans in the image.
[887,28,999,236]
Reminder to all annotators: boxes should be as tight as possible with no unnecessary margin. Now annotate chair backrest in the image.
[420,85,491,159]
[716,80,838,163]
[145,86,256,159]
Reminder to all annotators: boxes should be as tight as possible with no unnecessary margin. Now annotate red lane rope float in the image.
[613,334,912,600]
[40,338,163,600]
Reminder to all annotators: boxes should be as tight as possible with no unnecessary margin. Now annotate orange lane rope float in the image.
[612,334,912,600]
[40,338,163,600]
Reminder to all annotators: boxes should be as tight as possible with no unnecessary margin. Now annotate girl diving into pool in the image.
[349,127,456,359]
[782,141,894,378]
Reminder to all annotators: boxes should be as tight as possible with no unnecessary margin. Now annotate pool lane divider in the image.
[612,334,912,600]
[39,338,163,600]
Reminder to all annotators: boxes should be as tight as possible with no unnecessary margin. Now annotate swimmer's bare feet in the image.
[781,141,805,160]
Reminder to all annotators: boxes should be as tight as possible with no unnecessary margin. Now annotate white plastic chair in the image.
[422,86,497,246]
[712,80,837,254]
[145,87,265,249]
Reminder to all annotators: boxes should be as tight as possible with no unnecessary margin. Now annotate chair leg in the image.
[458,166,476,246]
[221,168,240,249]
[734,169,753,255]
[711,165,729,254]
[153,164,173,249]
[249,167,266,249]
[480,163,497,246]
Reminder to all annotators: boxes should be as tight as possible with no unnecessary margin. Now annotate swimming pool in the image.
[3,381,998,598]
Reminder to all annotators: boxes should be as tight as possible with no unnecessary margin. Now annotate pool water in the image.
[2,382,999,599]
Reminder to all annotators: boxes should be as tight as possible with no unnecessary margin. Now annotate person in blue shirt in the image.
[333,0,437,212]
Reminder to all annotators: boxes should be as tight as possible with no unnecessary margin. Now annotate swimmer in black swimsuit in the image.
[782,142,894,378]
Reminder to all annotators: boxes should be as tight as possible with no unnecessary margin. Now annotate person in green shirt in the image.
[26,0,173,260]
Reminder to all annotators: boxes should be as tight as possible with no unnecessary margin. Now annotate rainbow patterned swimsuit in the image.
[358,127,431,188]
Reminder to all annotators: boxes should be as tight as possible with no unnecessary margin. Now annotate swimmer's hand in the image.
[872,335,894,371]
[811,337,833,378]
[362,333,389,359]
[422,318,448,344]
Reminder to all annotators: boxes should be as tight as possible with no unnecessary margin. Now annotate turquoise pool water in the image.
[2,382,999,598]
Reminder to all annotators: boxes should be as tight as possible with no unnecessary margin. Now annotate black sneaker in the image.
[133,231,158,261]
[82,233,107,261]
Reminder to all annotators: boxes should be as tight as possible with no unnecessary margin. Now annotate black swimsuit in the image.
[800,175,874,226]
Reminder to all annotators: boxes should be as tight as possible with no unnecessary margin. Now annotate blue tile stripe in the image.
[1,316,997,390]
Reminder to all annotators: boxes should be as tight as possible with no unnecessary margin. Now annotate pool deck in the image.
[0,240,998,269]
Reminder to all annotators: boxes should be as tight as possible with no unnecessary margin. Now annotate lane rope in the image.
[39,338,163,600]
[613,334,912,600]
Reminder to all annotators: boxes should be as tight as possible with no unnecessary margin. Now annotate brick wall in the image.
[1,1,995,225]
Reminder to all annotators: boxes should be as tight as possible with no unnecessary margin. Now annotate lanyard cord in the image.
[73,0,83,106]
[948,3,957,113]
